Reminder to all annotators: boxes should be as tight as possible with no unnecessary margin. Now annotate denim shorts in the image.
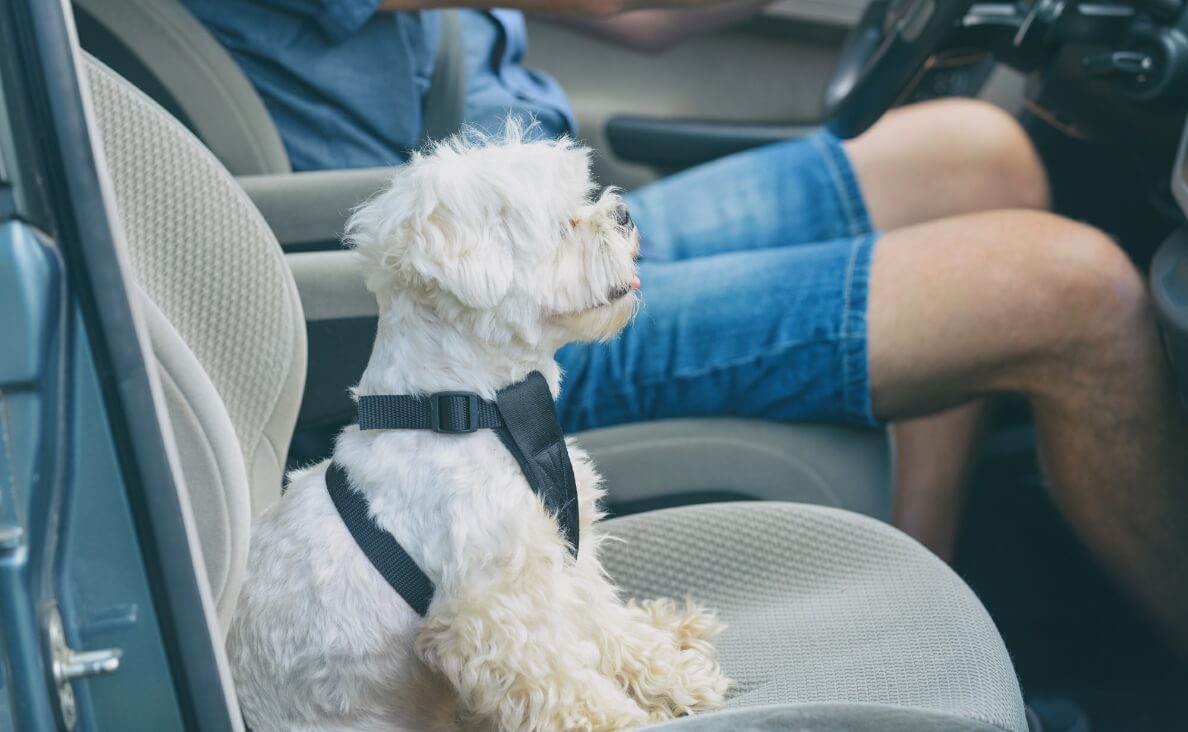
[554,132,881,432]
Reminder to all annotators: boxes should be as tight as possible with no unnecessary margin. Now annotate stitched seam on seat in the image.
[157,359,233,604]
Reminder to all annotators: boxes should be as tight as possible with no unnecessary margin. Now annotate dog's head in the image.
[347,125,640,350]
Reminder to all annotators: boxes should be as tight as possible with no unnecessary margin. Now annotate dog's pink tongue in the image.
[629,276,641,290]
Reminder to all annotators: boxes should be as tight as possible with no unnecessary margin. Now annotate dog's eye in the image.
[615,205,633,230]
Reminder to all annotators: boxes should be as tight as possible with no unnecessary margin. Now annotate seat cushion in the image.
[602,503,1028,732]
[578,419,891,520]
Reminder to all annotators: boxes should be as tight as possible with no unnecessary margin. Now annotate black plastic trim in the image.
[5,1,237,729]
[299,316,377,430]
[605,116,820,169]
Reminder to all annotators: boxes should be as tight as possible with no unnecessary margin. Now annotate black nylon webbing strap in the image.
[331,372,579,617]
[494,372,580,556]
[358,393,503,433]
[325,461,435,616]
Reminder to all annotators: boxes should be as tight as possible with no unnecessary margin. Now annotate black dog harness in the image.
[325,371,579,616]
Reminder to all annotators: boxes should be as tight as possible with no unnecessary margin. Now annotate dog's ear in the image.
[403,209,514,309]
[349,185,515,310]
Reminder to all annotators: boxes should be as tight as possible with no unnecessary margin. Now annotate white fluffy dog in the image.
[228,127,730,732]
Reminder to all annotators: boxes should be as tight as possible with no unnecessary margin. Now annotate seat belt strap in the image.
[325,461,435,616]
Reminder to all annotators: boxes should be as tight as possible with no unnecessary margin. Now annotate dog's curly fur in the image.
[227,125,731,731]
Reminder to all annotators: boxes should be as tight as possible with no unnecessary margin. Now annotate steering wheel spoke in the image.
[823,0,977,139]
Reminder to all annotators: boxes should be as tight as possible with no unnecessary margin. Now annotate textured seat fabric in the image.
[86,56,306,626]
[606,503,1028,732]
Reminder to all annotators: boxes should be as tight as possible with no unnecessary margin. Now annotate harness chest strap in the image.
[326,371,580,616]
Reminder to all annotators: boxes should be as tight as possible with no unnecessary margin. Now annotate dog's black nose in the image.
[615,204,634,230]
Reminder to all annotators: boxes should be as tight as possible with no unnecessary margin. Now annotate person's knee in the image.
[932,99,1050,212]
[867,210,1146,409]
[1031,215,1147,350]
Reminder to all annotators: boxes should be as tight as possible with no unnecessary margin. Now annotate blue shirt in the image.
[458,10,575,140]
[183,0,576,171]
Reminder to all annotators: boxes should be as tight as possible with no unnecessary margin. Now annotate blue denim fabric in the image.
[555,133,881,432]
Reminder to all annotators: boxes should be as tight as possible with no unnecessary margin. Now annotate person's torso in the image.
[184,0,574,171]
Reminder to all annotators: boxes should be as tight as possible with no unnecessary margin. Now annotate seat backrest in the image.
[85,55,306,629]
[74,0,469,175]
[75,0,292,176]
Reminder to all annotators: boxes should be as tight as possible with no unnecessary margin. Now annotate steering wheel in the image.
[823,0,976,139]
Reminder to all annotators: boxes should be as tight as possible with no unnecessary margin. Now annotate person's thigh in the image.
[556,234,880,433]
[624,132,873,262]
[865,209,1134,419]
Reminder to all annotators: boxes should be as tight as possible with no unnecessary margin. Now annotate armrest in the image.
[238,167,394,253]
[286,251,377,429]
[606,117,820,170]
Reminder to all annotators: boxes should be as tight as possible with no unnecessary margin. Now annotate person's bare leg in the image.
[890,404,986,562]
[842,98,1049,556]
[868,209,1188,651]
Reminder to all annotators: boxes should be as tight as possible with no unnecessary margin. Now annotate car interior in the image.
[4,0,1188,729]
[77,46,1032,731]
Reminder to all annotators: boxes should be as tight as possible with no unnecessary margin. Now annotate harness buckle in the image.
[429,392,480,433]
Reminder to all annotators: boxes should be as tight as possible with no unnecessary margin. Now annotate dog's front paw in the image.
[614,598,731,718]
[636,598,725,657]
[557,674,653,732]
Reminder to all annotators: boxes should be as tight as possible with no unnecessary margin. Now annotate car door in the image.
[0,1,238,729]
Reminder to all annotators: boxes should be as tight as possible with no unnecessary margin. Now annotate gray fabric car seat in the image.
[85,54,1028,731]
[74,0,292,176]
[605,503,1027,730]
[86,56,306,627]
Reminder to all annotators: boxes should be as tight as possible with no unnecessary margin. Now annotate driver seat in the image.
[86,53,1030,732]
